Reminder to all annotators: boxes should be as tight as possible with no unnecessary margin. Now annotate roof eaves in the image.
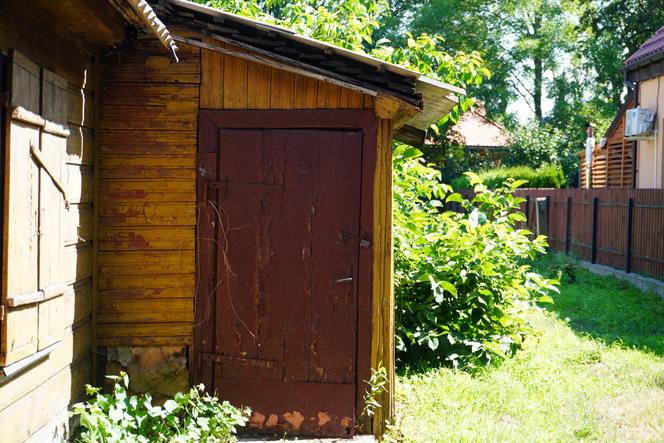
[162,0,464,130]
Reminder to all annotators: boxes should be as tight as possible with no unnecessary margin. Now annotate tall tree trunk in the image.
[533,56,543,120]
[533,13,543,121]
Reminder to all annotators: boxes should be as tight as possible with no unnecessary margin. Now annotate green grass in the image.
[390,255,664,442]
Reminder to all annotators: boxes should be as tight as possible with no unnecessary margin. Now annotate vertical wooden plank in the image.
[246,62,271,109]
[42,70,68,124]
[38,133,66,290]
[591,197,599,264]
[369,118,394,435]
[564,195,571,254]
[223,53,247,109]
[269,69,294,109]
[200,38,224,109]
[10,51,40,113]
[5,122,40,301]
[293,75,317,109]
[317,82,340,109]
[339,89,364,109]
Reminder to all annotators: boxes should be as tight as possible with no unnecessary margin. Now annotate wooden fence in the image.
[514,189,664,278]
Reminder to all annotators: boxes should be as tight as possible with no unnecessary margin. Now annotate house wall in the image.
[97,31,395,431]
[636,76,664,188]
[0,7,95,442]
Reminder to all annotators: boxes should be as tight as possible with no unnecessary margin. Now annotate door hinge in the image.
[0,305,5,321]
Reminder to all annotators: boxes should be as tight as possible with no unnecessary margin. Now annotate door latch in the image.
[359,234,371,248]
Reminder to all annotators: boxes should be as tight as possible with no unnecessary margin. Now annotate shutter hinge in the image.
[0,305,5,321]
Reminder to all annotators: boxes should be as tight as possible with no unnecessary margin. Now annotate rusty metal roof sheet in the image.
[152,0,463,130]
[624,25,664,70]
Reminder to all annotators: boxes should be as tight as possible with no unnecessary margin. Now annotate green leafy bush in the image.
[393,145,559,368]
[503,122,578,186]
[70,373,249,443]
[451,165,566,190]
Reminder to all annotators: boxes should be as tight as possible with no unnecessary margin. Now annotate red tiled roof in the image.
[446,104,508,148]
[624,25,664,69]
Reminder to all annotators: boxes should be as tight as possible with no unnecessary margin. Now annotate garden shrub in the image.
[451,164,566,190]
[503,122,579,186]
[393,145,559,368]
[70,373,249,443]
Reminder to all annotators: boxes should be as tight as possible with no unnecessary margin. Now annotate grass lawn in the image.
[391,256,664,442]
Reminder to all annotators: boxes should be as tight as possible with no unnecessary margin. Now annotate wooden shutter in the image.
[1,52,70,365]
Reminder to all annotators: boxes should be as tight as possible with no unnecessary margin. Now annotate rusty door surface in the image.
[196,111,373,437]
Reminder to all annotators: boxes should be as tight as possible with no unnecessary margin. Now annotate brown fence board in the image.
[512,188,664,278]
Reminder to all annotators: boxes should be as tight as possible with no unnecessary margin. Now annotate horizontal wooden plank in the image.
[98,226,195,251]
[97,298,194,323]
[0,367,71,442]
[99,130,197,155]
[101,38,200,84]
[97,322,192,339]
[98,273,195,292]
[0,320,91,412]
[99,202,196,226]
[99,250,195,276]
[100,105,197,131]
[99,179,196,202]
[100,154,195,179]
[100,82,199,106]
[97,335,193,346]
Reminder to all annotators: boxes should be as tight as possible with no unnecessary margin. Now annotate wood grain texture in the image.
[0,47,94,443]
[516,188,664,278]
[200,38,372,111]
[369,119,395,434]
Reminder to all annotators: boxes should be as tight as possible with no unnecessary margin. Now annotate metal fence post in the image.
[565,196,572,255]
[626,197,634,273]
[591,197,599,263]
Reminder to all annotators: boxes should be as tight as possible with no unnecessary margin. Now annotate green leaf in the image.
[446,193,463,203]
[164,399,178,413]
[537,295,555,304]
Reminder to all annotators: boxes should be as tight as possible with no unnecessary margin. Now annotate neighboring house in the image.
[581,25,663,189]
[625,25,664,188]
[0,0,461,441]
[446,102,508,164]
[579,93,636,188]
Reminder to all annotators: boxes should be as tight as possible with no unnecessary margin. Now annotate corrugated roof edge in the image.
[127,0,179,61]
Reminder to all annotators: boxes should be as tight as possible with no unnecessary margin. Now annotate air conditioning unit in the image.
[625,107,656,138]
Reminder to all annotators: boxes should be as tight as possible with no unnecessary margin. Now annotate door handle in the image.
[335,277,353,284]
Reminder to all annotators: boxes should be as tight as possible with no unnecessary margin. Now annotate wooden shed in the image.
[0,0,461,440]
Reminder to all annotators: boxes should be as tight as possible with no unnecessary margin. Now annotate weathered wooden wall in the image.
[370,118,395,434]
[0,7,95,441]
[97,31,396,432]
[199,37,373,111]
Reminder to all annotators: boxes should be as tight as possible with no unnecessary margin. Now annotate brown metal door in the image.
[196,115,366,437]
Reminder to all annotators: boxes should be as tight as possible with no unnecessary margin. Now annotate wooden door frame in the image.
[195,109,378,422]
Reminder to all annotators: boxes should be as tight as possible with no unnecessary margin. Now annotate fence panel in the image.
[513,188,664,278]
